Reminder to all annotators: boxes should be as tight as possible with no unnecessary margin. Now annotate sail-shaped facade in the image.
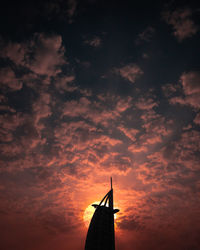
[85,178,119,250]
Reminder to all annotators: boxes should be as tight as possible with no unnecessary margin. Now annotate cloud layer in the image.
[0,1,200,250]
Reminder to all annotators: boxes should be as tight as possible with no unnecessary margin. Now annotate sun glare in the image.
[83,201,118,228]
[83,201,98,227]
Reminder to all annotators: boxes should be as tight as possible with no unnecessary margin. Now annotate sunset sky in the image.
[0,0,200,249]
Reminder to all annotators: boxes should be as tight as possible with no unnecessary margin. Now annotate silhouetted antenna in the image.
[111,177,112,189]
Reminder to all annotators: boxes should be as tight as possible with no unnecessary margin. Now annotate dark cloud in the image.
[114,64,143,83]
[136,26,155,44]
[117,215,143,231]
[0,67,23,91]
[162,8,198,41]
[84,36,102,47]
[38,210,74,234]
[0,33,66,77]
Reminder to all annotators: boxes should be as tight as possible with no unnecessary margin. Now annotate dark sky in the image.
[0,0,200,249]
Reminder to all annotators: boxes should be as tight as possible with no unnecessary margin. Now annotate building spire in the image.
[85,178,119,250]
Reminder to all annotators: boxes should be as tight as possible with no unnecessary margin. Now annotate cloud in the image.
[194,112,200,125]
[117,215,143,231]
[119,217,200,250]
[62,95,132,127]
[169,71,200,109]
[62,97,90,117]
[118,125,139,141]
[115,96,132,112]
[38,210,74,234]
[0,105,15,113]
[100,152,132,173]
[162,8,198,41]
[0,33,66,77]
[42,0,78,23]
[181,71,200,96]
[0,90,53,170]
[128,143,147,153]
[126,105,173,157]
[0,113,26,142]
[142,53,149,59]
[0,20,199,250]
[114,64,143,83]
[26,34,66,76]
[136,97,158,110]
[67,0,77,19]
[84,36,101,47]
[0,89,134,177]
[54,75,76,93]
[53,119,124,173]
[32,91,52,129]
[0,41,26,65]
[137,128,200,187]
[136,26,155,44]
[162,83,180,98]
[0,67,23,91]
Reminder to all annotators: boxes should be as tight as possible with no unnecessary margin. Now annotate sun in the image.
[83,201,118,228]
[83,201,98,228]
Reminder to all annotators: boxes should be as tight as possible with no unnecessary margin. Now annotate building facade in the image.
[85,178,119,250]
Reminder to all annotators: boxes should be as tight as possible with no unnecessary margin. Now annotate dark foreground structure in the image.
[85,178,119,250]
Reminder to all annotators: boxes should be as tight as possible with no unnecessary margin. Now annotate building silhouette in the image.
[85,178,119,250]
